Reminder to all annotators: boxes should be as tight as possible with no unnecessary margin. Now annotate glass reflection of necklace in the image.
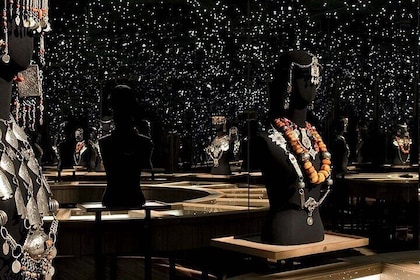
[394,136,410,154]
[205,135,230,167]
[394,136,411,164]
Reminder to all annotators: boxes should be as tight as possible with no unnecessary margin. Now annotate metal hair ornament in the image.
[287,54,322,94]
[211,116,226,126]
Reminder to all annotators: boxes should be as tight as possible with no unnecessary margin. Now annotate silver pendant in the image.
[15,16,21,26]
[23,229,48,259]
[5,128,19,151]
[2,241,9,255]
[307,216,314,226]
[45,266,55,280]
[0,169,13,200]
[44,22,52,32]
[1,54,10,64]
[308,148,317,160]
[15,187,27,218]
[11,119,28,142]
[28,17,36,28]
[11,259,21,273]
[27,157,40,176]
[1,152,16,178]
[26,197,41,226]
[36,186,49,215]
[19,163,33,191]
[49,247,57,259]
[301,129,312,149]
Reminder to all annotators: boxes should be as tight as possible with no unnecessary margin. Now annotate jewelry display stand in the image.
[211,232,368,261]
[77,200,170,280]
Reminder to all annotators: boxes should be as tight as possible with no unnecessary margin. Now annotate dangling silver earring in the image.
[284,95,290,110]
[287,82,292,94]
[307,101,314,111]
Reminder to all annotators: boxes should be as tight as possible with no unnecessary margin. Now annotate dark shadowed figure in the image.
[99,85,153,208]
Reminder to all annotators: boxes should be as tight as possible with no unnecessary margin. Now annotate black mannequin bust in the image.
[99,85,153,208]
[257,50,331,245]
[73,127,97,171]
[391,123,411,165]
[331,117,350,176]
[205,116,232,175]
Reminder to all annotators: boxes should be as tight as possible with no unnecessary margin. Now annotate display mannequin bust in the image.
[205,116,232,175]
[73,127,97,171]
[391,123,411,165]
[331,117,350,176]
[0,15,58,280]
[257,50,332,245]
[99,85,153,208]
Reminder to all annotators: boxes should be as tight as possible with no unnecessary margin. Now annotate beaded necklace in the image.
[274,118,332,184]
[268,117,333,226]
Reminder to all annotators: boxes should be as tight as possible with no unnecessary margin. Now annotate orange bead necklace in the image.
[274,117,332,185]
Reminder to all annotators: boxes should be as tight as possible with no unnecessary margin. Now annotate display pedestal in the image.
[78,200,170,280]
[211,232,368,261]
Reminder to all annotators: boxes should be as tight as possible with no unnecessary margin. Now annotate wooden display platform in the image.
[211,232,369,260]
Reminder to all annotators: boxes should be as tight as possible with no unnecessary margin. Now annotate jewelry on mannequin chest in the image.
[0,115,58,279]
[268,117,333,226]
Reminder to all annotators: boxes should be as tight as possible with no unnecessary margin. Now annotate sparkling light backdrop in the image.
[41,0,419,165]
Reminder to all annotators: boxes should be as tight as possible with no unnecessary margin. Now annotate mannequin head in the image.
[109,84,139,129]
[229,126,238,141]
[395,123,409,138]
[75,128,84,142]
[334,117,349,135]
[211,115,226,133]
[269,51,321,120]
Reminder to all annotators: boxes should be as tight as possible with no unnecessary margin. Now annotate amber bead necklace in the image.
[274,117,332,185]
